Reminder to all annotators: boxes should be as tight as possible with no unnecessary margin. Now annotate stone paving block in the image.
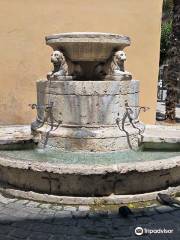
[86,234,111,239]
[25,201,40,208]
[0,207,29,218]
[63,206,77,212]
[28,222,56,234]
[112,217,136,227]
[37,215,55,223]
[111,226,132,237]
[72,210,89,218]
[35,209,55,223]
[0,234,7,240]
[28,232,52,240]
[170,209,180,218]
[112,238,125,240]
[143,207,157,216]
[0,202,4,207]
[136,216,151,224]
[125,237,151,240]
[92,219,111,228]
[0,195,16,204]
[0,204,5,212]
[54,210,72,218]
[97,218,112,228]
[0,225,15,235]
[40,209,56,216]
[0,214,24,223]
[155,206,175,214]
[78,206,90,211]
[148,234,170,240]
[50,234,80,240]
[6,201,27,209]
[133,209,145,218]
[0,235,19,240]
[9,229,32,239]
[90,210,108,218]
[51,225,80,235]
[51,205,63,211]
[22,206,42,215]
[23,213,45,222]
[88,212,102,219]
[52,211,72,224]
[11,221,34,231]
[11,210,31,219]
[93,226,110,235]
[84,227,108,236]
[0,213,13,224]
[167,234,180,240]
[75,217,93,225]
[151,213,173,222]
[39,203,53,209]
[16,199,30,205]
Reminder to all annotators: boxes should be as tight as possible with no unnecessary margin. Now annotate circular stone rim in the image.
[0,154,180,174]
[0,154,180,197]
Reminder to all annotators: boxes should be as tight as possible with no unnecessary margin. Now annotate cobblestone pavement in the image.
[0,193,180,240]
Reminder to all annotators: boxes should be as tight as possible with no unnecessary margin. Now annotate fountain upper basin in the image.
[45,32,130,61]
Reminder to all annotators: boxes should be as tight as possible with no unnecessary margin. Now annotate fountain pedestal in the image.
[32,33,140,151]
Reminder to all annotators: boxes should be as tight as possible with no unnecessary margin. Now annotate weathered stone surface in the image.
[37,80,139,96]
[0,125,36,150]
[46,32,130,61]
[35,79,140,151]
[39,131,139,152]
[0,151,180,197]
[0,126,32,142]
[37,79,139,126]
[37,124,139,151]
[143,125,180,150]
[1,181,180,205]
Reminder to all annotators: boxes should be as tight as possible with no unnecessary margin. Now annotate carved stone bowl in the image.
[45,32,130,61]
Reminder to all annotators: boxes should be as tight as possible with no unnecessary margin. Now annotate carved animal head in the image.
[115,51,126,62]
[51,50,64,65]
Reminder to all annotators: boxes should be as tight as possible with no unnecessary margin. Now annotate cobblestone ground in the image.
[0,193,180,240]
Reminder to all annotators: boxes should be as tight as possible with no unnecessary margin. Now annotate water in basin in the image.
[0,149,179,165]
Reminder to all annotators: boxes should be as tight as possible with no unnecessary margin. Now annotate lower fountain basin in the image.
[0,149,179,165]
[0,149,180,198]
[0,125,179,203]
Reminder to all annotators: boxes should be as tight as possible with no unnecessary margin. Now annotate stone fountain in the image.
[31,32,142,151]
[0,33,180,202]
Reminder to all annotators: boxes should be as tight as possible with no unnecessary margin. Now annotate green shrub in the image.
[160,0,173,65]
[160,21,172,65]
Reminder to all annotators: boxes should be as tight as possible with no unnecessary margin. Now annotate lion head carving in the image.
[47,50,68,79]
